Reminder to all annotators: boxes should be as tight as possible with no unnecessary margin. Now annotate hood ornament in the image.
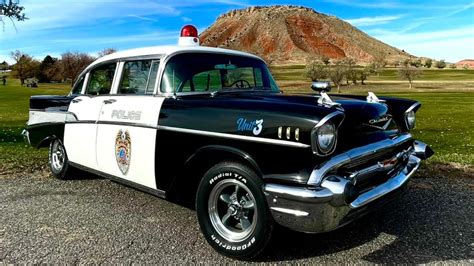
[367,92,386,103]
[311,82,341,107]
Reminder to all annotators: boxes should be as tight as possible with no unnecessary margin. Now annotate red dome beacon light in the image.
[178,25,200,46]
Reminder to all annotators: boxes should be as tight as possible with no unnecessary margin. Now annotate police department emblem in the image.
[115,129,131,175]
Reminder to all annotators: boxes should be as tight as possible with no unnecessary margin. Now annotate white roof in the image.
[89,45,262,69]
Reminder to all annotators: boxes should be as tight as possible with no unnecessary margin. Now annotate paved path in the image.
[1,172,472,264]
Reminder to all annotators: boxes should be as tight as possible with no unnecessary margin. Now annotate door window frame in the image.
[113,58,161,96]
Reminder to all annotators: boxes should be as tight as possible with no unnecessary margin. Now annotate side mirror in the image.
[311,81,331,93]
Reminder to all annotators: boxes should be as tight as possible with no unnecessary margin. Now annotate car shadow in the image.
[257,176,473,263]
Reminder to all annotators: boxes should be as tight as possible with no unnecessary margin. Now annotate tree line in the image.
[304,55,455,91]
[2,48,116,85]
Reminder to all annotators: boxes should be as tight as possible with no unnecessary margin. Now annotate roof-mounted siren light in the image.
[178,25,200,46]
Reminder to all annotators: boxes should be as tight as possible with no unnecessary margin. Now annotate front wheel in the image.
[196,162,273,260]
[49,138,74,180]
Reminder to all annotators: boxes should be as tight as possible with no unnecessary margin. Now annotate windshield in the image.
[160,53,279,93]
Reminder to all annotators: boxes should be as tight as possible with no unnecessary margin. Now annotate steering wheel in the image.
[229,79,251,88]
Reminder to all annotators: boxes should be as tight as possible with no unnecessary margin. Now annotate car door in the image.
[95,59,163,189]
[64,62,118,170]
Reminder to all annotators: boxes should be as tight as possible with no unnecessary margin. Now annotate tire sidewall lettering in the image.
[211,234,256,251]
[209,171,247,185]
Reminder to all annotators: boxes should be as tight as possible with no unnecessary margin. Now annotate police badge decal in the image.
[115,129,131,175]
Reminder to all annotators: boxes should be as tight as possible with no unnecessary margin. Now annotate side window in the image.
[254,68,263,87]
[71,75,85,95]
[119,60,159,95]
[85,63,117,95]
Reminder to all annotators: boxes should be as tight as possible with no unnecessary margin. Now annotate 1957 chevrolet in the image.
[23,25,433,259]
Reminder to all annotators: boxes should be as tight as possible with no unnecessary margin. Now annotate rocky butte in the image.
[200,5,412,64]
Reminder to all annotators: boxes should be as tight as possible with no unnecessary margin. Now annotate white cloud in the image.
[181,16,192,22]
[345,15,402,26]
[128,15,159,23]
[326,0,473,10]
[372,27,474,62]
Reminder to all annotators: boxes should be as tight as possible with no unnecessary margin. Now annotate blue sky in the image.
[1,0,473,64]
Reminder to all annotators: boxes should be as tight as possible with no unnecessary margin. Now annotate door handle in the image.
[103,99,116,104]
[71,98,82,103]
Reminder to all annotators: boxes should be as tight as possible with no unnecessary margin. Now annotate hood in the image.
[206,91,388,125]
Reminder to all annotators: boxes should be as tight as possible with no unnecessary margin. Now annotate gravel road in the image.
[1,170,473,264]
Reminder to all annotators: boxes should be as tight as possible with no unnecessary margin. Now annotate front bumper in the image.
[263,134,433,233]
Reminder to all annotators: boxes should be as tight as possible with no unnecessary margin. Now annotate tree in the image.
[449,64,457,69]
[320,55,330,66]
[341,57,356,85]
[435,60,446,69]
[1,0,27,29]
[424,58,432,68]
[329,60,346,93]
[59,51,95,82]
[10,50,39,85]
[98,48,117,58]
[304,59,328,82]
[359,68,371,85]
[410,58,422,68]
[370,52,387,74]
[0,60,8,71]
[398,64,422,88]
[38,55,57,83]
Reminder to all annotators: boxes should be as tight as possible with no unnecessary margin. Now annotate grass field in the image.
[0,68,473,175]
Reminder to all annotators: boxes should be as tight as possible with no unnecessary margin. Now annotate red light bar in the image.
[180,25,198,38]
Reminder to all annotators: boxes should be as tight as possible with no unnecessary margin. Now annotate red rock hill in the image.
[200,5,412,64]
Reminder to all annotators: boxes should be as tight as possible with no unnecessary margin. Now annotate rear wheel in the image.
[196,162,273,260]
[49,138,74,180]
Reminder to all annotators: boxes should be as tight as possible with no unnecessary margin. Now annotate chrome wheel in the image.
[208,179,257,242]
[51,140,65,172]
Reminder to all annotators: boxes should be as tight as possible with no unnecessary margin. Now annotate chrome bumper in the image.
[263,136,433,233]
[21,128,31,145]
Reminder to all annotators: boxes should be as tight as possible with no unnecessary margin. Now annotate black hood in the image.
[204,91,388,125]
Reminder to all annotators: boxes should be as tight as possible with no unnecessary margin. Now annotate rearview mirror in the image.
[214,64,237,70]
[311,81,331,92]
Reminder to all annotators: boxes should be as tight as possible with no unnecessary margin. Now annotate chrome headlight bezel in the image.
[404,102,420,130]
[405,110,416,130]
[311,120,338,156]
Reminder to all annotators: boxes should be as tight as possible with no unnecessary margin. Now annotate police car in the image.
[23,25,433,259]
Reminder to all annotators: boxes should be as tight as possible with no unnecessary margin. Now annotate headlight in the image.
[405,110,416,129]
[312,121,337,155]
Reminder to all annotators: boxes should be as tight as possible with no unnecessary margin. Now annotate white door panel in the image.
[96,96,164,189]
[96,125,158,188]
[64,96,104,169]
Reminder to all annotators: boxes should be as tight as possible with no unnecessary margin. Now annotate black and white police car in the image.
[23,25,433,259]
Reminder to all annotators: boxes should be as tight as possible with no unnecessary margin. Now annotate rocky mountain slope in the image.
[200,5,412,64]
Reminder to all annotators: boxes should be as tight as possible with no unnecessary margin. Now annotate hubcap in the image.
[51,141,65,171]
[208,179,257,242]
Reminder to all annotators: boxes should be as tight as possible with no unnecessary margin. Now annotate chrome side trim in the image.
[308,133,413,186]
[270,207,309,217]
[69,162,166,198]
[158,126,311,148]
[350,155,421,208]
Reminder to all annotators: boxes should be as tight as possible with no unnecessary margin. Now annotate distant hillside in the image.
[200,5,413,64]
[456,59,474,68]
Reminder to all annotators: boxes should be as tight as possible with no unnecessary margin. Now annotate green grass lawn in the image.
[0,68,473,174]
[0,77,70,173]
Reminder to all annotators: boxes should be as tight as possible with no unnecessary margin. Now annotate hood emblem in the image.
[115,129,131,175]
[367,115,392,130]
